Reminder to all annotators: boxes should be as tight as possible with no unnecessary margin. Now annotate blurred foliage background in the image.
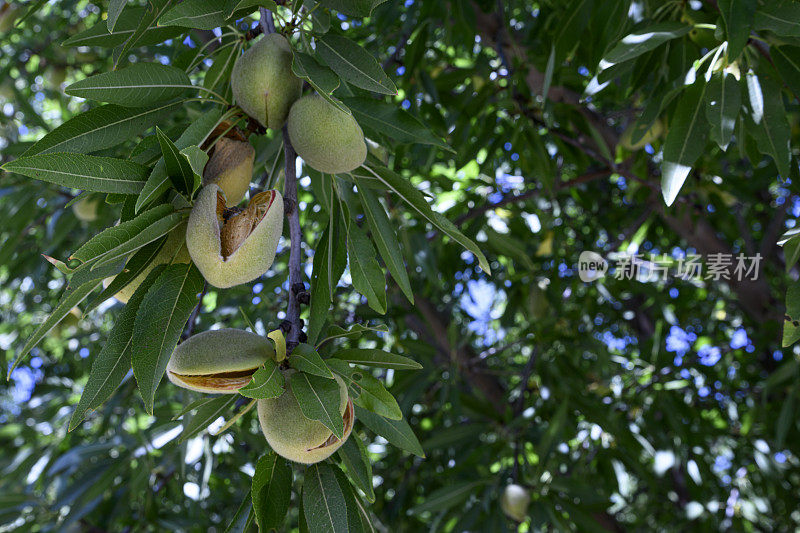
[2,0,800,531]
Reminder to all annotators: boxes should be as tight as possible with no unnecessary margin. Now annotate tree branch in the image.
[282,126,303,351]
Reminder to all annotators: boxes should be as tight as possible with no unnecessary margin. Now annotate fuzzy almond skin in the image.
[186,185,284,288]
[202,137,255,207]
[287,95,367,174]
[231,34,302,130]
[257,372,353,464]
[107,222,191,304]
[501,484,530,522]
[167,328,273,394]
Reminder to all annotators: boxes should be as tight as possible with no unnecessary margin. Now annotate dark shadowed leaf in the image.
[290,372,345,438]
[704,72,740,151]
[1,153,149,194]
[132,263,204,414]
[337,435,375,502]
[290,344,334,379]
[355,406,424,457]
[24,101,184,156]
[66,63,192,107]
[179,395,236,441]
[316,35,396,95]
[68,266,163,430]
[302,464,349,533]
[239,358,284,399]
[661,81,709,206]
[252,452,292,531]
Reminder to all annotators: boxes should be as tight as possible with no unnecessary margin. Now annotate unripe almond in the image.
[186,185,284,288]
[202,137,255,207]
[501,484,530,522]
[231,34,302,130]
[257,372,354,464]
[107,222,191,304]
[72,196,99,222]
[167,329,274,393]
[287,95,367,174]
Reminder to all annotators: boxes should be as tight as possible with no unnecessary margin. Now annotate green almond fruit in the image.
[287,94,367,174]
[167,328,274,393]
[501,484,530,522]
[257,372,355,464]
[186,185,284,288]
[202,137,255,207]
[231,33,302,130]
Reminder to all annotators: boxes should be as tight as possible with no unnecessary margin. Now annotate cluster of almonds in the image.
[167,329,354,464]
[161,33,370,464]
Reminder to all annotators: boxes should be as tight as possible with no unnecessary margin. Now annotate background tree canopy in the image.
[2,0,800,530]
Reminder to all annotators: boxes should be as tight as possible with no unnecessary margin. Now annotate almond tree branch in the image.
[282,126,303,351]
[259,6,304,351]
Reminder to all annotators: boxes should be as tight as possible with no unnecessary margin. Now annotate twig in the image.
[259,7,276,35]
[282,126,303,351]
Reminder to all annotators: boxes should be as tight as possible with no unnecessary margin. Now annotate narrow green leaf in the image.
[753,2,800,37]
[290,372,344,439]
[63,6,184,48]
[136,107,225,212]
[290,344,335,379]
[704,72,740,151]
[132,263,205,414]
[11,280,101,377]
[156,126,194,196]
[24,101,183,156]
[355,406,424,457]
[601,22,691,66]
[71,205,182,268]
[409,481,483,515]
[772,45,800,98]
[316,324,389,348]
[66,63,192,107]
[337,435,374,502]
[717,0,755,60]
[205,40,241,93]
[107,0,128,32]
[331,467,371,533]
[239,358,285,399]
[252,453,292,531]
[341,97,450,151]
[302,464,349,533]
[180,145,209,186]
[224,489,254,533]
[179,395,236,441]
[357,185,413,303]
[661,81,709,206]
[308,226,333,346]
[1,153,148,194]
[316,35,396,95]
[346,224,387,314]
[225,0,278,18]
[332,348,421,370]
[293,50,340,95]
[116,0,180,61]
[329,359,402,420]
[68,266,162,430]
[68,257,126,289]
[160,0,228,30]
[360,165,490,273]
[750,77,791,177]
